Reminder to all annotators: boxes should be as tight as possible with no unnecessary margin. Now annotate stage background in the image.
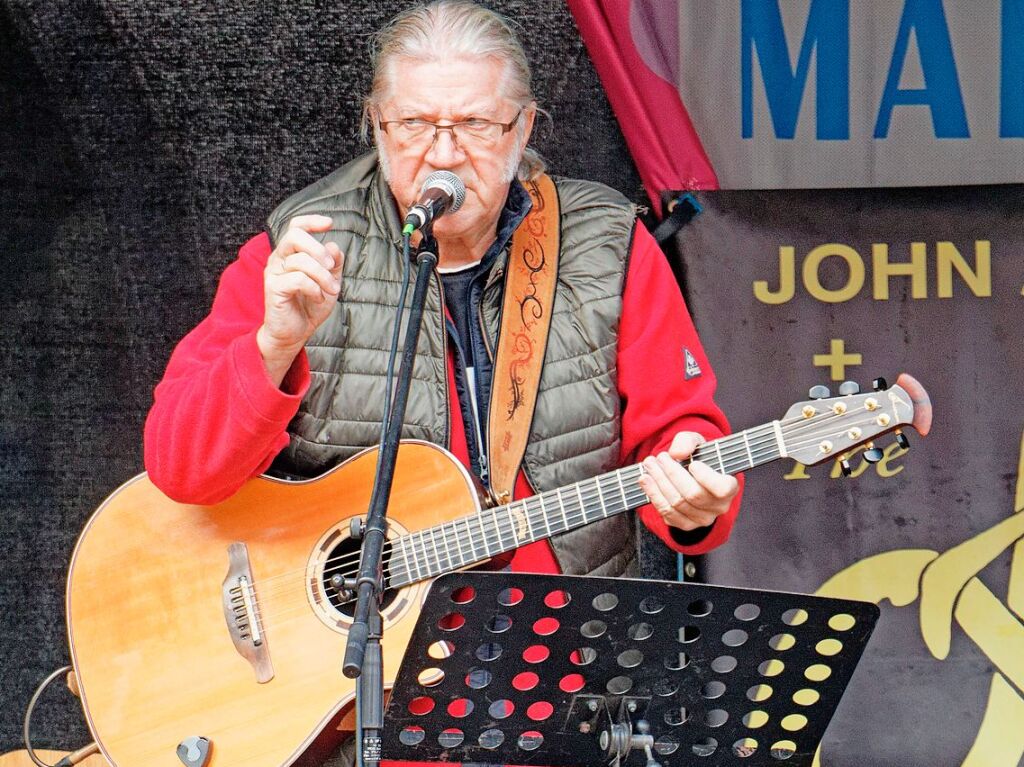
[569,2,1024,762]
[0,0,645,752]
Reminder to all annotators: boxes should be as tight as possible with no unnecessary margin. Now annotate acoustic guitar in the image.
[66,375,930,767]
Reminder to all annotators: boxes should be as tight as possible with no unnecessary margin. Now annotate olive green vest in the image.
[267,154,638,576]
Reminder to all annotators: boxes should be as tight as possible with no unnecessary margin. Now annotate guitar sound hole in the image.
[322,535,400,617]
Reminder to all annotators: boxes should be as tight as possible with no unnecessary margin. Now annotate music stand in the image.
[383,572,878,766]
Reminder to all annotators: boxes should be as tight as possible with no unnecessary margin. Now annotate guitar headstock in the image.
[780,374,931,470]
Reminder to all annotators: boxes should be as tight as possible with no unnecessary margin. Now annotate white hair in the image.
[363,0,546,181]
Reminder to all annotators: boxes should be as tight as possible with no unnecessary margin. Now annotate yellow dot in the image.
[743,710,769,728]
[747,684,773,702]
[759,659,785,677]
[770,633,796,651]
[805,664,832,682]
[781,714,808,732]
[828,613,855,631]
[782,608,809,626]
[732,738,759,757]
[417,667,445,687]
[816,638,843,656]
[427,640,454,659]
[793,688,820,706]
[770,740,797,760]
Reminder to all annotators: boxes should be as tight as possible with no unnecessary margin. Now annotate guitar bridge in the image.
[222,542,274,683]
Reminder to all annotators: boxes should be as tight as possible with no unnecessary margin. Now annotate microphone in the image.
[403,171,466,234]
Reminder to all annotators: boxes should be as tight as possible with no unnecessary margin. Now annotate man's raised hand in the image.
[256,215,344,386]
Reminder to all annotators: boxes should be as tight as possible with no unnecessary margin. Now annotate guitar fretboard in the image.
[386,422,783,588]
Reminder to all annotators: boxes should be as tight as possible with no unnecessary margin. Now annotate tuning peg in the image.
[839,458,853,477]
[838,381,860,396]
[872,377,888,391]
[895,429,910,449]
[863,447,884,463]
[808,385,831,399]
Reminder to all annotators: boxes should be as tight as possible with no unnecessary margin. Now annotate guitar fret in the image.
[476,511,491,557]
[438,521,454,572]
[429,529,442,574]
[524,497,540,542]
[575,483,587,524]
[508,505,520,547]
[449,520,465,569]
[538,494,552,537]
[594,479,609,517]
[714,440,725,473]
[741,431,754,469]
[413,531,427,578]
[556,488,570,531]
[615,470,630,508]
[424,531,439,577]
[491,503,504,552]
[400,537,418,583]
[461,516,476,565]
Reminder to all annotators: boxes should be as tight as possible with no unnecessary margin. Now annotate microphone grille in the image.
[422,171,467,213]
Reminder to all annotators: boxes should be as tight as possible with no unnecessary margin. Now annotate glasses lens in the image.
[453,120,504,144]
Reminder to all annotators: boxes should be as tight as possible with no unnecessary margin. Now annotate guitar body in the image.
[66,441,481,767]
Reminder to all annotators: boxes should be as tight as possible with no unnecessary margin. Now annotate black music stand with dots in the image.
[382,572,879,766]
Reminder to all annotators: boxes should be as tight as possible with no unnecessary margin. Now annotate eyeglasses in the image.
[378,110,522,148]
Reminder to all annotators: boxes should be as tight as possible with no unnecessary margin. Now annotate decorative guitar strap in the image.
[486,173,560,505]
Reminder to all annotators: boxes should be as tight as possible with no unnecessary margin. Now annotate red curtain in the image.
[566,0,718,214]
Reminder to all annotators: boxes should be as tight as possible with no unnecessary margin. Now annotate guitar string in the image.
[250,412,894,624]
[236,407,890,603]
[121,404,885,638]
[238,433,777,599]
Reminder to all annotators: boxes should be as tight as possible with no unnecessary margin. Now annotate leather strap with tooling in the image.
[486,174,560,505]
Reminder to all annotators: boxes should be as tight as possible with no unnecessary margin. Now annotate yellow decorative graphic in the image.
[812,338,862,381]
[808,426,1024,766]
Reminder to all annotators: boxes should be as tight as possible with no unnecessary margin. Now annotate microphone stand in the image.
[344,234,439,767]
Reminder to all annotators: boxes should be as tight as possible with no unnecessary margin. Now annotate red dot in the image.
[544,589,571,608]
[447,698,474,718]
[438,612,465,631]
[498,587,524,606]
[513,671,539,691]
[559,673,585,693]
[408,696,435,716]
[451,586,476,604]
[533,616,560,636]
[523,644,550,663]
[526,701,554,721]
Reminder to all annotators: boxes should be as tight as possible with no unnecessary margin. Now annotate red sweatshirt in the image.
[144,224,741,568]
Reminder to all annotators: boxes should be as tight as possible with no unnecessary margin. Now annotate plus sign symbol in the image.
[813,338,862,381]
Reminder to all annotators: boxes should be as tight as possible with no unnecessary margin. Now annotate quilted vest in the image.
[266,153,638,576]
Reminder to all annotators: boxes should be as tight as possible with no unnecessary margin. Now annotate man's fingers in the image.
[325,242,345,278]
[270,271,329,304]
[275,227,333,267]
[667,431,705,460]
[279,252,340,296]
[287,214,334,233]
[640,452,732,532]
[688,460,739,500]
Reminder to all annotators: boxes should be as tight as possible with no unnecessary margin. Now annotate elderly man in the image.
[146,0,739,594]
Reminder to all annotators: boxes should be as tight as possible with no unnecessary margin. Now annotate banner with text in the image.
[569,0,1024,193]
[678,185,1024,765]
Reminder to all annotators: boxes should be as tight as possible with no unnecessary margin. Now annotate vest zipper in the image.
[466,366,489,486]
[432,269,451,450]
[478,265,503,363]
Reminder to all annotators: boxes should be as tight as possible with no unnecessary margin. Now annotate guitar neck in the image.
[387,422,784,588]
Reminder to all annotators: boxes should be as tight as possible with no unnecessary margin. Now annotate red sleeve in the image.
[617,224,743,554]
[143,233,310,504]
